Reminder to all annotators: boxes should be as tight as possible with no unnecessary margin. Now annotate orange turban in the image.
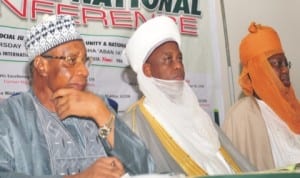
[240,22,283,66]
[239,22,300,133]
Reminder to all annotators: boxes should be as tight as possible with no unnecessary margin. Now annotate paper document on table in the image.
[122,173,186,178]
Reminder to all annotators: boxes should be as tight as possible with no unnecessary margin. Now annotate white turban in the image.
[123,16,181,73]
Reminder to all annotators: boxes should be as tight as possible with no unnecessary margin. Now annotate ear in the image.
[142,63,152,77]
[34,57,48,77]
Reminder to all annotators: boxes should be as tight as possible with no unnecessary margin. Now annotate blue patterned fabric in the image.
[0,89,154,177]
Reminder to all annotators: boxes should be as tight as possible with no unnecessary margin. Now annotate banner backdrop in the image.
[0,0,225,123]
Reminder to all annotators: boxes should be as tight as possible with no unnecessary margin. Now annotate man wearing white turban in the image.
[122,15,256,176]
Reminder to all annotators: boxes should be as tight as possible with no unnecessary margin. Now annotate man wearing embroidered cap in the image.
[0,14,154,178]
[222,22,300,171]
[122,15,255,176]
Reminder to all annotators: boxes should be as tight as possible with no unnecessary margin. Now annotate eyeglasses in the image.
[268,60,291,69]
[41,55,93,68]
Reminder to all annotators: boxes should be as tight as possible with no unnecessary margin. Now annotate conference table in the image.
[199,172,300,178]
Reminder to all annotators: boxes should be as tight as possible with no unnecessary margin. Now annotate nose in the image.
[76,62,89,77]
[280,65,289,73]
[173,60,183,70]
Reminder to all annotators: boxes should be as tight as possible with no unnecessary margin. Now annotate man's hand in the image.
[53,88,115,146]
[64,157,125,178]
[52,88,111,124]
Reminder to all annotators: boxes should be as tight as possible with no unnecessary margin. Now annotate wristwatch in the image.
[99,113,115,139]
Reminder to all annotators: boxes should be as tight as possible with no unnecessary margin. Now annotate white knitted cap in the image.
[24,14,82,60]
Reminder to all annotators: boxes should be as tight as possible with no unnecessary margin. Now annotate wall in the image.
[0,0,298,124]
[218,0,300,122]
[0,0,225,118]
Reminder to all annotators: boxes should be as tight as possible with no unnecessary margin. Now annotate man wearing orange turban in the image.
[222,22,300,171]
